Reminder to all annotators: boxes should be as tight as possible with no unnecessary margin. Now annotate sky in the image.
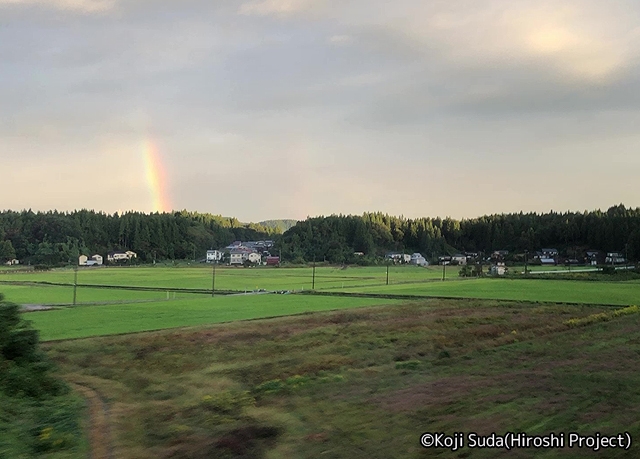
[1,0,639,222]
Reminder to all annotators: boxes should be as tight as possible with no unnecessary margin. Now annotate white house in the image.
[490,263,507,276]
[451,254,467,265]
[247,252,262,264]
[410,253,428,266]
[107,250,137,263]
[605,252,626,264]
[80,254,103,266]
[229,248,261,265]
[4,259,19,266]
[206,250,223,262]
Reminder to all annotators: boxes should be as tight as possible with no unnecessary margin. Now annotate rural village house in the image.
[78,254,103,266]
[229,247,262,265]
[107,250,137,263]
[206,250,224,262]
[410,253,428,266]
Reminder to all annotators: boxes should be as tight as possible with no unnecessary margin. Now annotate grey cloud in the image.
[1,0,639,218]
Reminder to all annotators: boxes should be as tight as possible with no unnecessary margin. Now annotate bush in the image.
[565,305,640,328]
[0,294,65,398]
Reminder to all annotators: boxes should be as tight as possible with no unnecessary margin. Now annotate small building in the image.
[539,258,556,265]
[247,252,262,264]
[91,254,103,265]
[266,256,280,266]
[541,248,558,257]
[229,247,259,265]
[451,254,467,266]
[385,252,410,264]
[4,258,19,266]
[353,252,365,256]
[410,253,428,266]
[490,263,507,276]
[78,255,88,266]
[107,250,137,263]
[206,250,223,262]
[229,251,244,265]
[586,250,602,265]
[605,252,626,264]
[438,255,452,265]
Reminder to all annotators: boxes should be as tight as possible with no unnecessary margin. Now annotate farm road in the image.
[69,383,114,459]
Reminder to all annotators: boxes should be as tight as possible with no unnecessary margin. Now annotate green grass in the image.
[0,284,190,305]
[44,300,640,458]
[27,295,399,341]
[333,278,640,305]
[0,265,444,292]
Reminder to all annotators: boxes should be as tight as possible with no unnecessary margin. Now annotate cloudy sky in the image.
[2,0,639,221]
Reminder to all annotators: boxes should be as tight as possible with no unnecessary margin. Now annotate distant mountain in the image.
[259,219,298,233]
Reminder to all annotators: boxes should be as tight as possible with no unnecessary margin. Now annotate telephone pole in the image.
[211,260,216,297]
[73,265,78,305]
[312,255,316,290]
[386,262,389,285]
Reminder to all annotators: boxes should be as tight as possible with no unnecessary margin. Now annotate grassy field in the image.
[6,265,638,308]
[332,278,640,305]
[27,295,399,341]
[0,284,190,305]
[45,299,640,458]
[0,265,445,292]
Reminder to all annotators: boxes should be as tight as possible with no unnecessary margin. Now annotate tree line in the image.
[278,205,640,264]
[1,205,639,266]
[0,210,277,265]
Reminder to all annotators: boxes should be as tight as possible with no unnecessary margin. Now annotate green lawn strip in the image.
[0,265,444,292]
[29,295,399,341]
[1,284,186,305]
[334,278,640,305]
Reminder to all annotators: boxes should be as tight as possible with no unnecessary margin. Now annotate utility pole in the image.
[211,260,216,297]
[386,262,389,285]
[73,265,78,305]
[312,255,316,290]
[442,260,446,281]
[524,250,528,276]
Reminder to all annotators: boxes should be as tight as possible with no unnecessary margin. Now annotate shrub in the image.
[601,266,617,275]
[565,305,640,328]
[0,294,65,398]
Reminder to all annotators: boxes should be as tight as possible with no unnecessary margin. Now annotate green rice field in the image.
[332,278,640,305]
[4,265,639,343]
[0,265,443,291]
[26,295,399,341]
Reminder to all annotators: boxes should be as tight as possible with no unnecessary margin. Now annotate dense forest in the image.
[1,205,639,266]
[279,205,640,264]
[0,210,277,265]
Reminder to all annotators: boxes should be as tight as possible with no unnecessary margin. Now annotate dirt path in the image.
[70,383,114,459]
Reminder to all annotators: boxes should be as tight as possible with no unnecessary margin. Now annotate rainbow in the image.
[143,140,172,213]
